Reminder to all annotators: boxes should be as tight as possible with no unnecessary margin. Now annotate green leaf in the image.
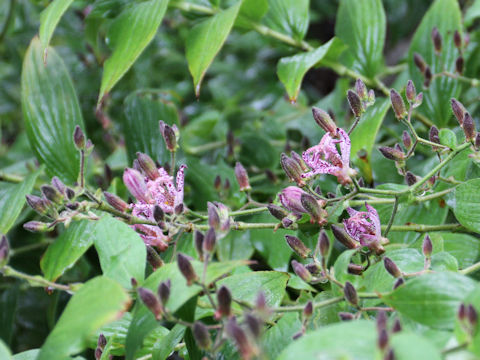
[0,170,40,234]
[217,230,255,261]
[39,0,75,57]
[263,0,309,41]
[407,0,462,127]
[277,38,341,102]
[0,340,11,360]
[439,128,457,149]
[237,0,268,27]
[441,232,480,269]
[99,0,169,103]
[390,332,442,360]
[465,0,480,27]
[94,215,146,289]
[261,312,301,359]
[40,220,96,281]
[88,312,132,356]
[278,320,376,360]
[38,276,130,360]
[186,1,242,97]
[22,38,85,183]
[335,0,386,78]
[453,179,480,232]
[152,324,186,360]
[382,272,476,329]
[238,133,277,169]
[13,349,40,360]
[431,251,458,272]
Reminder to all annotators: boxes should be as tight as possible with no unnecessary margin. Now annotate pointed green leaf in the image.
[186,2,242,97]
[263,0,309,41]
[454,179,480,233]
[39,0,75,58]
[22,38,84,182]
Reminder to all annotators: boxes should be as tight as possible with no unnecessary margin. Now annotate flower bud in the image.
[306,263,321,275]
[301,193,326,224]
[177,253,197,285]
[291,260,312,282]
[0,235,9,268]
[377,310,387,332]
[174,203,184,215]
[429,126,440,149]
[348,263,364,275]
[402,131,412,149]
[456,56,464,75]
[146,246,164,270]
[384,257,402,278]
[94,348,102,360]
[355,79,368,100]
[378,328,389,351]
[475,133,480,151]
[378,146,405,161]
[245,313,262,338]
[318,230,330,258]
[280,153,305,187]
[25,194,49,216]
[405,171,417,186]
[51,176,66,195]
[454,30,462,49]
[123,168,152,204]
[256,291,267,312]
[136,152,159,180]
[235,162,251,191]
[203,227,216,254]
[331,224,359,249]
[282,217,294,228]
[138,287,162,320]
[467,304,478,327]
[303,301,313,318]
[66,187,75,200]
[458,303,466,321]
[159,121,177,152]
[413,93,423,108]
[224,178,231,191]
[312,107,337,136]
[267,204,288,221]
[451,98,466,125]
[384,349,395,360]
[214,175,222,190]
[431,27,442,54]
[422,234,433,258]
[343,281,358,306]
[85,139,94,155]
[279,186,307,215]
[406,80,416,103]
[207,202,220,230]
[157,279,171,306]
[413,53,426,73]
[347,90,363,117]
[368,89,375,105]
[73,125,86,150]
[226,318,257,360]
[41,185,63,204]
[393,277,405,289]
[193,322,211,349]
[23,221,50,233]
[338,312,355,321]
[392,319,402,333]
[424,66,432,87]
[463,112,476,142]
[153,205,165,227]
[290,151,309,172]
[131,277,138,288]
[97,334,107,349]
[216,286,232,319]
[194,230,204,261]
[104,192,128,212]
[390,89,407,119]
[285,235,311,259]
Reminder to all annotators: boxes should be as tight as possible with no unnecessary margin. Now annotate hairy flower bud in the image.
[281,153,305,186]
[136,152,159,180]
[0,235,9,268]
[41,185,63,204]
[203,227,216,254]
[303,301,313,318]
[318,230,330,258]
[216,286,232,319]
[468,304,478,327]
[405,171,417,186]
[454,30,462,48]
[159,121,177,152]
[331,224,359,249]
[355,79,368,100]
[393,277,405,290]
[123,168,152,204]
[138,287,162,319]
[104,192,128,212]
[431,27,442,54]
[402,131,412,149]
[282,217,294,228]
[267,204,288,221]
[301,193,326,224]
[347,90,363,117]
[413,53,426,73]
[413,93,423,108]
[226,318,257,360]
[406,80,416,103]
[424,66,432,87]
[193,322,211,349]
[207,202,220,230]
[378,146,405,161]
[51,176,66,195]
[429,126,440,148]
[177,253,197,285]
[290,151,309,172]
[245,313,262,338]
[66,187,75,200]
[291,260,312,282]
[338,312,355,321]
[378,328,389,351]
[235,162,251,191]
[456,56,464,75]
[368,89,376,105]
[458,303,466,321]
[146,246,164,270]
[312,107,337,136]
[376,310,387,332]
[152,205,165,228]
[194,230,204,261]
[390,89,407,119]
[348,263,364,275]
[97,334,107,350]
[73,125,86,150]
[23,221,50,233]
[392,319,402,333]
[214,175,222,190]
[451,98,466,125]
[95,348,102,360]
[422,234,433,258]
[157,279,171,306]
[285,235,311,259]
[463,112,476,142]
[26,194,49,216]
[384,257,402,278]
[343,281,358,306]
[306,263,321,275]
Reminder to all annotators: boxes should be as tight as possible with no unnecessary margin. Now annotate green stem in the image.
[11,240,53,256]
[0,171,23,183]
[460,261,480,275]
[440,71,480,87]
[170,151,176,175]
[230,207,269,217]
[1,265,75,292]
[185,141,226,154]
[384,223,465,233]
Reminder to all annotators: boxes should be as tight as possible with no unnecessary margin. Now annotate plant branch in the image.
[1,265,76,293]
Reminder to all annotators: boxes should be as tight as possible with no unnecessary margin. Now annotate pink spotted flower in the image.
[302,128,357,186]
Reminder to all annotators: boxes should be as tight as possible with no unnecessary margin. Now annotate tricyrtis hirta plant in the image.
[4,0,480,359]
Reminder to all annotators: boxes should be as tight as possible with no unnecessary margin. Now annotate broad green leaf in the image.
[0,340,11,360]
[465,0,480,27]
[152,324,186,360]
[217,230,255,261]
[278,320,376,360]
[350,99,390,183]
[13,349,40,360]
[408,0,462,127]
[88,312,132,356]
[99,0,169,102]
[335,0,386,78]
[39,0,75,57]
[0,286,19,345]
[261,312,301,359]
[442,232,480,269]
[391,332,442,360]
[277,38,341,102]
[22,38,84,183]
[382,272,476,329]
[237,0,268,27]
[431,251,458,272]
[94,215,146,288]
[439,128,457,149]
[186,1,241,97]
[38,276,130,360]
[454,179,480,232]
[238,133,277,169]
[263,0,309,41]
[41,220,96,281]
[0,170,40,234]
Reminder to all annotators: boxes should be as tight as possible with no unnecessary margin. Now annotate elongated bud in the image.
[291,260,312,282]
[343,281,358,306]
[177,253,197,285]
[303,301,313,318]
[475,133,480,151]
[194,231,204,261]
[256,291,267,311]
[331,224,359,249]
[348,263,364,275]
[378,328,389,351]
[193,322,211,349]
[413,53,426,73]
[405,171,417,186]
[224,178,230,191]
[355,79,368,100]
[0,235,9,267]
[95,348,102,360]
[406,80,416,102]
[285,235,311,259]
[97,334,107,349]
[41,185,63,204]
[207,202,220,229]
[245,313,261,338]
[463,112,476,142]
[378,146,405,161]
[429,125,440,146]
[136,152,159,180]
[66,187,75,200]
[131,278,138,288]
[203,227,216,254]
[138,287,162,319]
[51,176,66,195]
[368,89,375,105]
[413,93,423,108]
[301,193,325,224]
[347,90,363,117]
[422,234,433,258]
[467,305,478,327]
[318,230,330,258]
[377,310,387,332]
[451,98,466,125]
[216,286,232,319]
[390,89,407,119]
[392,319,402,333]
[384,257,402,278]
[104,192,128,212]
[267,204,288,221]
[25,194,49,216]
[402,131,412,149]
[454,30,462,48]
[431,27,442,54]
[312,107,337,136]
[290,151,309,172]
[157,279,171,306]
[123,168,152,204]
[153,205,165,227]
[174,203,184,215]
[159,121,177,152]
[458,303,466,321]
[23,221,50,233]
[282,217,294,228]
[214,175,222,190]
[456,56,464,75]
[393,277,405,289]
[306,263,321,275]
[235,162,251,191]
[226,318,256,360]
[339,312,355,321]
[146,246,164,270]
[73,125,86,150]
[281,153,305,186]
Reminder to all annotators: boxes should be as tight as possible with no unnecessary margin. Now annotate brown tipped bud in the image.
[285,235,311,259]
[157,279,171,305]
[402,131,412,149]
[65,187,75,200]
[355,79,368,100]
[413,93,423,108]
[312,107,337,136]
[216,286,232,319]
[290,151,309,172]
[97,334,107,349]
[303,301,313,318]
[467,304,478,327]
[138,287,162,319]
[41,185,63,204]
[378,146,405,161]
[73,125,86,150]
[153,205,165,227]
[146,246,164,270]
[95,348,102,360]
[224,178,231,191]
[347,90,363,117]
[301,193,325,224]
[413,53,426,73]
[377,310,387,332]
[194,230,204,261]
[454,30,462,49]
[267,204,288,221]
[429,125,440,146]
[291,260,312,282]
[305,263,321,275]
[131,277,138,288]
[338,312,355,321]
[235,162,251,191]
[318,230,330,258]
[193,322,211,349]
[226,318,256,360]
[214,175,222,190]
[104,192,128,212]
[245,313,262,338]
[392,319,402,333]
[136,152,159,180]
[348,263,364,275]
[463,112,476,142]
[424,66,432,87]
[331,224,359,249]
[475,133,480,151]
[177,253,197,286]
[431,27,442,54]
[343,281,358,306]
[422,234,433,258]
[26,194,49,216]
[458,303,466,321]
[390,89,407,119]
[451,98,466,125]
[378,328,389,350]
[456,56,464,75]
[405,171,417,186]
[174,203,184,215]
[207,202,220,230]
[280,153,305,186]
[384,257,402,278]
[23,221,50,233]
[393,277,405,289]
[51,176,66,195]
[282,217,294,228]
[384,349,395,360]
[203,227,216,254]
[0,235,9,267]
[406,80,416,102]
[159,122,177,152]
[256,291,267,311]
